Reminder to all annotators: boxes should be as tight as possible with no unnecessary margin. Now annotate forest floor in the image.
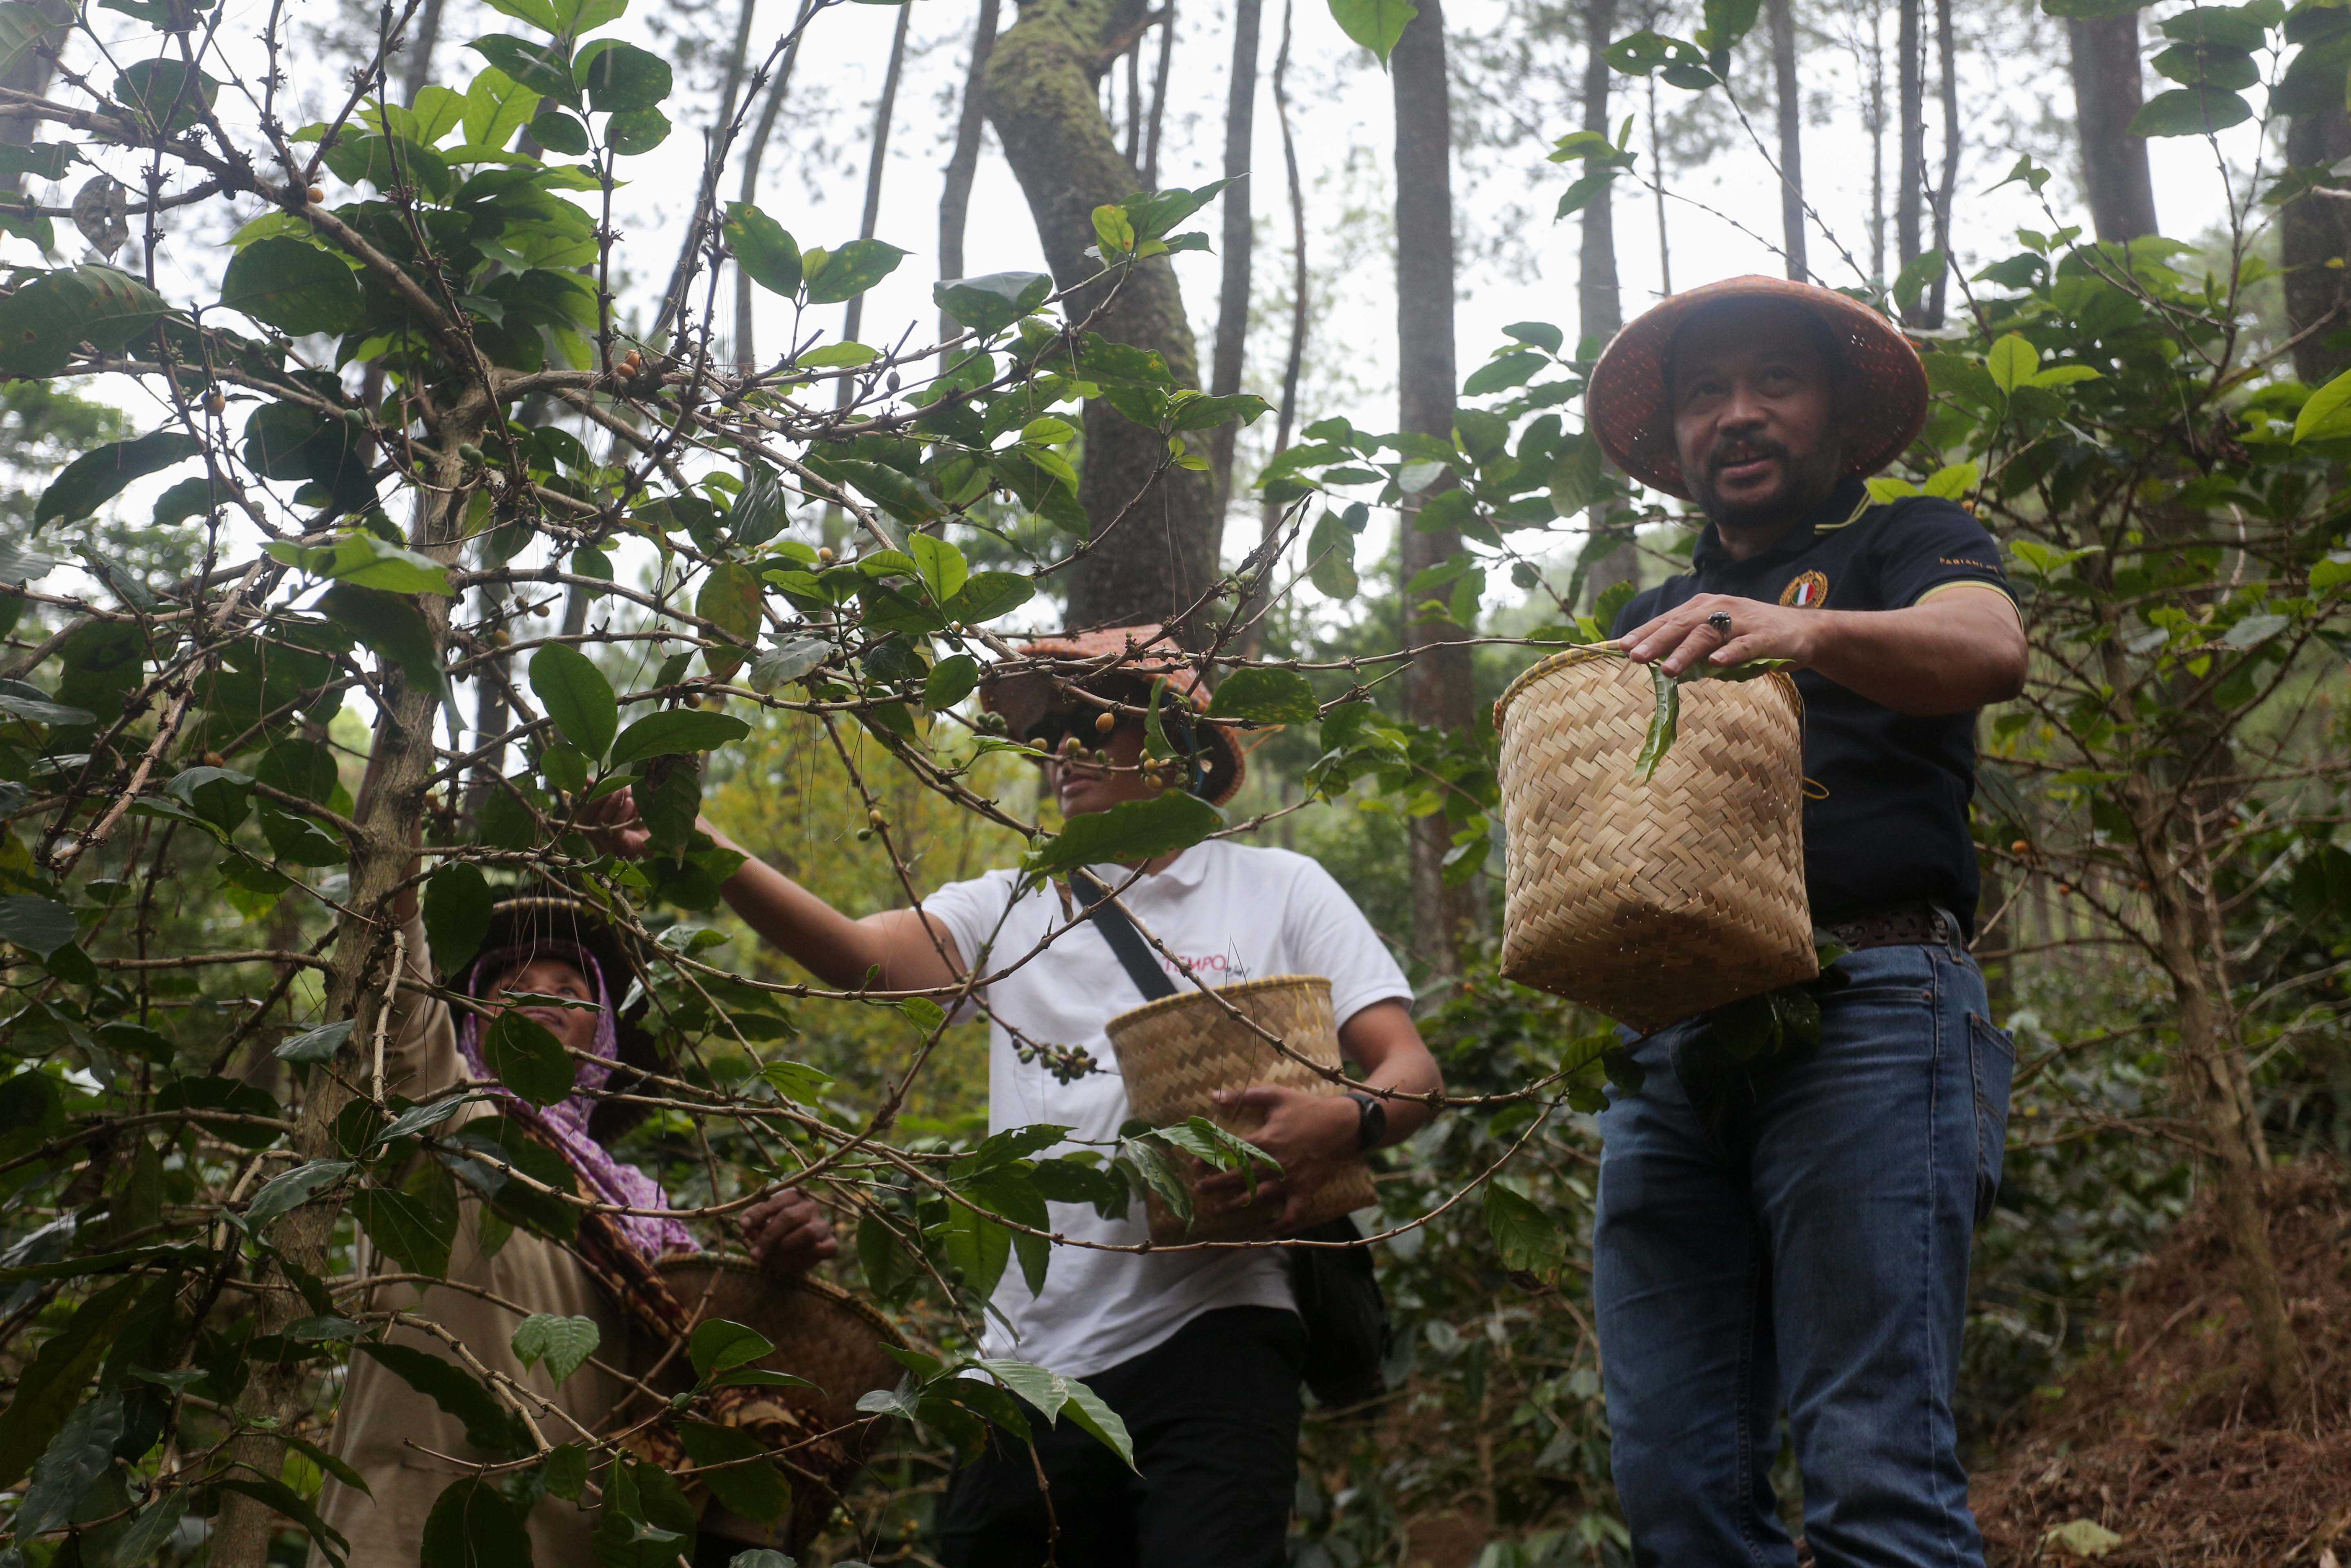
[1970,1157,2351,1567]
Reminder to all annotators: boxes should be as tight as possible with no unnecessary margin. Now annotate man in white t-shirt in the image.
[614,626,1442,1567]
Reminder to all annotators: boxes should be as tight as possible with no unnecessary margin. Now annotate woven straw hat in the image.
[977,624,1246,806]
[1587,275,1929,501]
[449,892,664,1139]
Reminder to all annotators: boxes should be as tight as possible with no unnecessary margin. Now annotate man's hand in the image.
[575,785,653,860]
[1194,1085,1360,1231]
[1618,592,1816,677]
[742,1187,840,1279]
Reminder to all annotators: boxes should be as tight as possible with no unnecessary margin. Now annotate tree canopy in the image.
[0,0,2345,1562]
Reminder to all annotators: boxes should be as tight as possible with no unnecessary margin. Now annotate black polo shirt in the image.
[1611,477,2014,936]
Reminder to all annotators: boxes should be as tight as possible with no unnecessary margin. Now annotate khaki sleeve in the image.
[375,911,461,1102]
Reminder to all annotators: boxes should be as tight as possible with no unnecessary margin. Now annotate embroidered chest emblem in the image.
[1781,570,1829,608]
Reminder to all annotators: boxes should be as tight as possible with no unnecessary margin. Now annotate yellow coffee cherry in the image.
[1093,710,1116,734]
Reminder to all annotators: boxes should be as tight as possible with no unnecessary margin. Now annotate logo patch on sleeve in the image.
[1780,570,1829,608]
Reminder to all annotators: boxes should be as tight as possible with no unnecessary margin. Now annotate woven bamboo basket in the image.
[615,1258,909,1552]
[1492,649,1815,1033]
[1105,974,1377,1245]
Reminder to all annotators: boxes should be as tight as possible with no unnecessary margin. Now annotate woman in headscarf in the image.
[314,822,834,1565]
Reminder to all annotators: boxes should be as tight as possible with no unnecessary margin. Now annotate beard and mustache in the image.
[1685,434,1839,530]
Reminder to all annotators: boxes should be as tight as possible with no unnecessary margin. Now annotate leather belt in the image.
[1825,905,1958,952]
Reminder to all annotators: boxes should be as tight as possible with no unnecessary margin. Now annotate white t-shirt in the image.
[919,838,1414,1378]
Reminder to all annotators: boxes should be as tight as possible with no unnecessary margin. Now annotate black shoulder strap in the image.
[1067,867,1179,1003]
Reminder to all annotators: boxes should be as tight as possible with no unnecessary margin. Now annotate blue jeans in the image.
[1593,942,2014,1568]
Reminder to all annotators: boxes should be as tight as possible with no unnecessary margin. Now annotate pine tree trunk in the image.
[706,0,760,368]
[1395,0,1478,973]
[1924,0,1957,323]
[1577,0,1620,350]
[941,0,1005,346]
[397,0,450,107]
[986,0,1221,636]
[1124,40,1144,167]
[1867,4,1885,285]
[1237,0,1306,659]
[2283,107,2351,385]
[1647,73,1671,293]
[1767,0,1806,282]
[841,4,914,359]
[1208,0,1265,520]
[463,586,508,833]
[1145,0,1176,188]
[723,0,820,365]
[1579,0,1637,611]
[207,432,483,1568]
[1895,0,1923,305]
[2067,14,2159,243]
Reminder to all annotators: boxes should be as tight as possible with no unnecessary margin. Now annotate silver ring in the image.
[1707,610,1734,637]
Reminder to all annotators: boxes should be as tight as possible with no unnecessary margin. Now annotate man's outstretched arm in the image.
[1620,587,2027,715]
[578,792,963,993]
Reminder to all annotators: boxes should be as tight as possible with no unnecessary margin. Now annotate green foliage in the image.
[511,1312,600,1384]
[688,1316,773,1378]
[611,707,751,765]
[480,1010,579,1105]
[1482,1181,1566,1281]
[34,430,201,526]
[1021,790,1223,876]
[529,642,618,758]
[802,239,909,305]
[0,266,169,377]
[936,270,1054,334]
[220,238,366,336]
[1206,665,1320,725]
[0,3,2337,1563]
[419,1474,533,1566]
[678,1419,791,1524]
[725,202,804,296]
[1326,0,1417,65]
[263,531,453,594]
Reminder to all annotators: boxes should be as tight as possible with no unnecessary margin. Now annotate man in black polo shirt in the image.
[1585,277,2026,1568]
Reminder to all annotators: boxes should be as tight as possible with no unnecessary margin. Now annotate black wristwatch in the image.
[1346,1091,1388,1152]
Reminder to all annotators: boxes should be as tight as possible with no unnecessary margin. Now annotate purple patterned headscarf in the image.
[454,940,698,1258]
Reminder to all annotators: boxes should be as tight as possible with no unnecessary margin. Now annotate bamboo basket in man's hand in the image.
[1493,649,1816,1034]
